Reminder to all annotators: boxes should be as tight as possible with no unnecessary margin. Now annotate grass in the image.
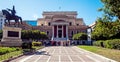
[0,46,44,61]
[78,45,120,62]
[0,47,20,55]
[0,50,23,61]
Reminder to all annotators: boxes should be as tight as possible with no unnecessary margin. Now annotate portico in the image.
[37,11,88,46]
[51,20,70,46]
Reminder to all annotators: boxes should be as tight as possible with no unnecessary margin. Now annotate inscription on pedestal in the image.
[1,26,22,47]
[8,31,19,37]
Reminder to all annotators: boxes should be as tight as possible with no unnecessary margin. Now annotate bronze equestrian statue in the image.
[2,5,22,26]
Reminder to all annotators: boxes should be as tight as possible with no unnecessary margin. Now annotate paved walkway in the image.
[10,46,116,62]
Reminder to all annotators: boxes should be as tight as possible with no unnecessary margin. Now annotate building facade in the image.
[36,11,88,45]
[0,11,5,30]
[5,11,88,46]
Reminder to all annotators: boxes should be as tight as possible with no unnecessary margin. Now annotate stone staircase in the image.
[52,38,69,41]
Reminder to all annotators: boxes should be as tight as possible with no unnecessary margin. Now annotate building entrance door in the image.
[58,30,62,38]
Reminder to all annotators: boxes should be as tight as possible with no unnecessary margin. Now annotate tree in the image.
[72,33,87,40]
[0,30,2,39]
[40,32,48,40]
[92,0,120,40]
[99,0,120,20]
[91,18,120,40]
[21,30,48,40]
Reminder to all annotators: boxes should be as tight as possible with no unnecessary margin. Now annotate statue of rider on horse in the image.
[7,5,16,18]
[2,5,22,26]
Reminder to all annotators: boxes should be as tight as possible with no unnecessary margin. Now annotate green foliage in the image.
[72,33,87,40]
[21,30,48,40]
[40,32,48,40]
[100,0,120,19]
[32,41,42,46]
[78,45,98,52]
[93,39,120,50]
[93,40,104,47]
[0,50,22,61]
[22,42,32,49]
[0,47,20,55]
[93,0,120,40]
[91,18,120,40]
[0,30,2,39]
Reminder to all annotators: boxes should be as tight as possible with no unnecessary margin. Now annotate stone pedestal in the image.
[1,26,22,47]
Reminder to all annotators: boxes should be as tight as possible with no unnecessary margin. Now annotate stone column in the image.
[62,25,64,38]
[57,25,58,38]
[66,26,68,40]
[19,30,21,38]
[52,26,54,40]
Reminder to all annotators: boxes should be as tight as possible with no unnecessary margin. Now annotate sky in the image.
[0,0,103,25]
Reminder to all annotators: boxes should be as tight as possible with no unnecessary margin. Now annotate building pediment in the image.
[52,15,68,18]
[51,20,69,25]
[54,20,66,22]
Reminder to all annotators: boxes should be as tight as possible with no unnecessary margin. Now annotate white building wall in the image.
[0,11,5,30]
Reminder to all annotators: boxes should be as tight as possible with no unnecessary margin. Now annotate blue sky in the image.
[0,0,103,25]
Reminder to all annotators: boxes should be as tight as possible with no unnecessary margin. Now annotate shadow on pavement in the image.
[23,50,51,56]
[35,51,51,56]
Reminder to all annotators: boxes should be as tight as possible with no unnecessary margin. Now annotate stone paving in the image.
[10,46,116,62]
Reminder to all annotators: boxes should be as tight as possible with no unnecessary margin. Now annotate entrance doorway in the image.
[58,30,62,38]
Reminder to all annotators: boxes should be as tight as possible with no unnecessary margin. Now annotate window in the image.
[69,22,72,26]
[76,24,79,26]
[48,22,50,26]
[71,31,74,36]
[41,24,43,26]
[77,31,79,33]
[47,31,49,35]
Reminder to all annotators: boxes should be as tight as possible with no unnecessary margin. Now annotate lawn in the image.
[0,50,23,61]
[78,45,120,62]
[0,46,44,62]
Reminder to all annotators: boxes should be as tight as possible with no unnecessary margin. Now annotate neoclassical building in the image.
[5,11,88,46]
[34,11,88,45]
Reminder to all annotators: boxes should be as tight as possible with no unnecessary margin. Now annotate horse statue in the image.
[2,6,22,26]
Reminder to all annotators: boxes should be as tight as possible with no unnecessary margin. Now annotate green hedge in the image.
[32,41,42,46]
[93,39,120,50]
[0,47,20,55]
[0,50,22,61]
[22,42,32,49]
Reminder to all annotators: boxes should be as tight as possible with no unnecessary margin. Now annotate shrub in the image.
[0,47,19,55]
[94,39,120,50]
[93,40,104,47]
[32,41,42,46]
[22,42,32,49]
[72,33,87,40]
[106,39,120,49]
